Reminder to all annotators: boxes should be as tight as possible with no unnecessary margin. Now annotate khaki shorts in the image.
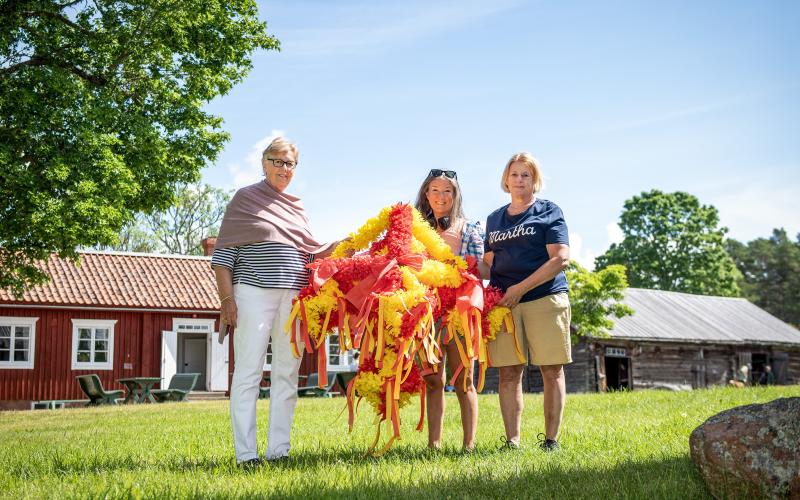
[488,292,572,367]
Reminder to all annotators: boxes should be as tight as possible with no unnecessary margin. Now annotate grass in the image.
[2,385,798,499]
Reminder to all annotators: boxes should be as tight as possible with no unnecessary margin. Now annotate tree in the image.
[144,183,230,255]
[595,190,740,297]
[726,229,800,326]
[104,183,230,255]
[0,0,277,296]
[566,262,634,343]
[113,213,161,253]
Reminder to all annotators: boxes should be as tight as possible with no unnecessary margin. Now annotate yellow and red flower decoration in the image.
[285,203,520,455]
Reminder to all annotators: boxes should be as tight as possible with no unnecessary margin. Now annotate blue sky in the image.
[202,0,800,268]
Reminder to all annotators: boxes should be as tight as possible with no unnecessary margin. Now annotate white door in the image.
[209,331,229,391]
[161,330,178,388]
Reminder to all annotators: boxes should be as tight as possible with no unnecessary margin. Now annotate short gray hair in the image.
[261,137,299,164]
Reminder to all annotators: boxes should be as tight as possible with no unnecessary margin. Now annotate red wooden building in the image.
[0,247,353,410]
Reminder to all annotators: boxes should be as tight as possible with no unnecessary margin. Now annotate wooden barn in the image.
[484,288,800,393]
[0,247,354,410]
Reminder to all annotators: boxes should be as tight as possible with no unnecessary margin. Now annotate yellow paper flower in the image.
[410,259,463,288]
[332,206,392,258]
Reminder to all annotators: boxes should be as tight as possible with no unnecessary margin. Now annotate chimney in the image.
[201,237,217,256]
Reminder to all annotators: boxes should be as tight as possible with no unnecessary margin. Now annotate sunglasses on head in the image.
[428,169,457,179]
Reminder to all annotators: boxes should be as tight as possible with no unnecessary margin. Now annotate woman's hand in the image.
[221,297,238,329]
[499,283,526,308]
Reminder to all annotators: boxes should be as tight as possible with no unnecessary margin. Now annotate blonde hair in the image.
[501,152,543,193]
[414,172,465,220]
[261,137,299,164]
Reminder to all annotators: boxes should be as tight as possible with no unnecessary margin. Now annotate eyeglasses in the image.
[428,169,457,179]
[266,158,297,170]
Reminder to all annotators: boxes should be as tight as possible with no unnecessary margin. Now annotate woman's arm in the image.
[214,266,238,329]
[315,243,338,259]
[477,260,490,280]
[315,236,353,259]
[498,243,570,308]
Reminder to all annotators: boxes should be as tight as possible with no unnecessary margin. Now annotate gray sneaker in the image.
[499,436,520,451]
[537,433,560,452]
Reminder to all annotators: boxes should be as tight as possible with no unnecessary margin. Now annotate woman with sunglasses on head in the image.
[484,152,571,452]
[212,137,342,467]
[414,168,487,452]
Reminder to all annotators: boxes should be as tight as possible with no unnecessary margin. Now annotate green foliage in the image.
[727,229,800,326]
[566,262,633,342]
[104,183,231,255]
[0,0,277,295]
[1,387,798,498]
[146,183,230,255]
[111,213,161,254]
[595,190,741,297]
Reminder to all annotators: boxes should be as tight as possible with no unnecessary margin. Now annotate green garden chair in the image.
[76,374,123,406]
[259,375,271,399]
[297,372,337,397]
[335,371,357,393]
[151,373,199,402]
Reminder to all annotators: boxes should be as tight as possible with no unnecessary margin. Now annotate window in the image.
[327,330,357,371]
[71,319,116,370]
[0,317,38,369]
[606,347,627,358]
[172,318,215,333]
[263,340,273,371]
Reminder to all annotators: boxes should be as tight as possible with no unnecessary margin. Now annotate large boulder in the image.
[689,397,800,499]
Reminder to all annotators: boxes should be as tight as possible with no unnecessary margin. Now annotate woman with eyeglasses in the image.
[484,152,571,452]
[414,168,486,452]
[212,137,340,467]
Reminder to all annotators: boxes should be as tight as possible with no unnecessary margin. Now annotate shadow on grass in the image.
[8,447,710,498]
[270,454,710,500]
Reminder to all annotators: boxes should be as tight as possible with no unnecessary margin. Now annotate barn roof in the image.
[605,288,800,346]
[0,251,219,311]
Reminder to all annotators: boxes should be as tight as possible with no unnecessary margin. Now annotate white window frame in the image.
[263,338,273,371]
[606,346,628,358]
[71,319,117,370]
[171,318,215,334]
[0,316,38,369]
[327,330,357,372]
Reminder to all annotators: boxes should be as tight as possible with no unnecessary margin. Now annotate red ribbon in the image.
[396,252,424,271]
[456,271,484,313]
[308,259,339,292]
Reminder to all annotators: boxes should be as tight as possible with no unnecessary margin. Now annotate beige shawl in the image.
[214,180,333,254]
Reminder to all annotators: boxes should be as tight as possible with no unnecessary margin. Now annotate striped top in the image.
[210,242,313,290]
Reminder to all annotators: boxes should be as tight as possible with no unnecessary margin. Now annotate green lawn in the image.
[2,385,798,499]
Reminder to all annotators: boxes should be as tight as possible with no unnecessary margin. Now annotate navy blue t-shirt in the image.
[485,199,570,303]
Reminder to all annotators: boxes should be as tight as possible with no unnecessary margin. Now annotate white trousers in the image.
[230,284,303,462]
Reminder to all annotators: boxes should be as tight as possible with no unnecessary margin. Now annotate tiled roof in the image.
[606,288,800,346]
[0,251,219,311]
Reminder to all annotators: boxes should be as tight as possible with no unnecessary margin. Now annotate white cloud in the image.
[568,231,597,270]
[227,130,285,189]
[709,181,800,242]
[606,222,624,246]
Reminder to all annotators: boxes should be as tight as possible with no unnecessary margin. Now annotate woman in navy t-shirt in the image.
[484,152,572,452]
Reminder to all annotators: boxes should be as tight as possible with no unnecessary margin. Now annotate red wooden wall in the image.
[0,307,218,402]
[0,306,320,404]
